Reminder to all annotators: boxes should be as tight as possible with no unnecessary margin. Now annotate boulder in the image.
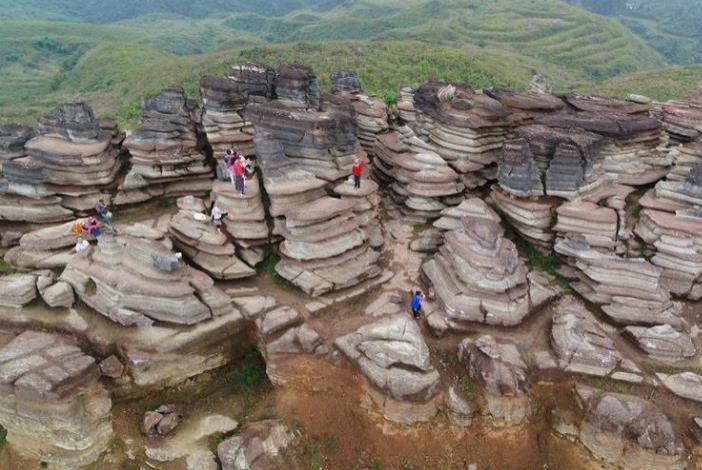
[458,335,530,425]
[217,420,298,470]
[624,324,696,360]
[0,273,37,307]
[0,331,112,467]
[657,372,702,403]
[335,314,441,423]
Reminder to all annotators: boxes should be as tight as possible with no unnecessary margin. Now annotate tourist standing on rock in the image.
[234,155,246,195]
[224,149,236,186]
[95,199,117,234]
[410,290,425,319]
[352,157,365,189]
[210,204,226,232]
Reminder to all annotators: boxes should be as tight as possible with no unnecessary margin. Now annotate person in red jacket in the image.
[233,154,246,195]
[352,157,365,189]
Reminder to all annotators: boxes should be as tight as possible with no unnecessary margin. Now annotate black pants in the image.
[412,306,421,318]
[354,175,361,188]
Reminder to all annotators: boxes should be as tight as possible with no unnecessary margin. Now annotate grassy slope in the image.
[581,65,702,102]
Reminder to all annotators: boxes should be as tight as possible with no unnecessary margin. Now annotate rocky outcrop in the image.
[458,335,530,425]
[274,197,382,297]
[423,217,555,330]
[217,420,298,470]
[550,296,639,379]
[209,178,271,266]
[118,86,212,205]
[0,104,124,223]
[0,331,113,467]
[333,178,383,249]
[657,372,702,403]
[0,273,38,307]
[489,185,558,250]
[167,196,256,279]
[396,86,416,123]
[555,385,686,470]
[624,324,696,360]
[335,314,441,424]
[0,124,34,172]
[200,64,274,160]
[62,232,233,326]
[555,234,682,327]
[658,87,702,144]
[433,197,500,232]
[636,166,702,299]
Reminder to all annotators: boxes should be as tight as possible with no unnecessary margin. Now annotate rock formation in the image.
[167,196,256,279]
[433,197,500,232]
[335,314,441,424]
[423,217,555,330]
[396,86,416,123]
[217,420,298,470]
[4,220,92,270]
[0,273,38,307]
[118,86,212,205]
[624,324,696,360]
[199,64,274,161]
[274,197,382,297]
[636,165,702,299]
[0,331,113,467]
[62,232,233,326]
[458,335,530,425]
[333,177,383,249]
[658,87,702,144]
[555,385,686,470]
[555,234,682,327]
[0,124,34,173]
[0,104,124,223]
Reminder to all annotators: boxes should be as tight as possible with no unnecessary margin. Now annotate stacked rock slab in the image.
[210,178,271,266]
[118,86,212,205]
[458,335,530,425]
[167,196,255,279]
[274,197,382,297]
[335,314,441,424]
[333,178,383,249]
[247,68,362,182]
[433,197,500,232]
[62,232,232,326]
[199,63,275,160]
[636,165,702,298]
[397,86,416,123]
[658,87,702,144]
[4,220,88,270]
[0,331,113,467]
[422,217,555,330]
[413,82,515,192]
[537,95,671,185]
[486,89,565,125]
[555,234,682,327]
[331,70,389,158]
[0,104,124,223]
[0,124,34,174]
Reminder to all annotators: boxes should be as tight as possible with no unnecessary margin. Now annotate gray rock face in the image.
[624,324,696,360]
[551,296,624,377]
[459,335,530,424]
[275,64,321,108]
[423,217,555,329]
[335,314,440,422]
[330,69,362,94]
[119,85,212,203]
[62,233,234,326]
[37,102,100,140]
[657,372,702,403]
[0,273,37,307]
[0,124,34,163]
[217,420,297,470]
[447,386,475,427]
[39,280,75,308]
[0,331,113,467]
[572,385,686,469]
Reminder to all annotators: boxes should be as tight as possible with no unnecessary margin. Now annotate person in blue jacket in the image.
[410,290,425,319]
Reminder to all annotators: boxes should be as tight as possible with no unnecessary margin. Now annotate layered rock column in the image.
[0,331,113,467]
[0,104,124,223]
[422,217,555,330]
[118,86,212,205]
[0,124,34,175]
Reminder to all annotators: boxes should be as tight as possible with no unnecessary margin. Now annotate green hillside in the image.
[580,65,702,102]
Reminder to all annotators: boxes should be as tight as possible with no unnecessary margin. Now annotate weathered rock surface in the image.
[657,372,702,403]
[335,314,441,423]
[217,420,298,470]
[446,385,475,427]
[0,104,124,223]
[0,273,37,307]
[62,232,234,326]
[423,217,556,329]
[0,331,113,467]
[490,184,558,250]
[625,324,696,360]
[551,296,629,377]
[118,86,211,204]
[555,234,682,327]
[396,86,416,123]
[558,385,687,469]
[168,196,256,279]
[458,335,530,425]
[659,87,702,144]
